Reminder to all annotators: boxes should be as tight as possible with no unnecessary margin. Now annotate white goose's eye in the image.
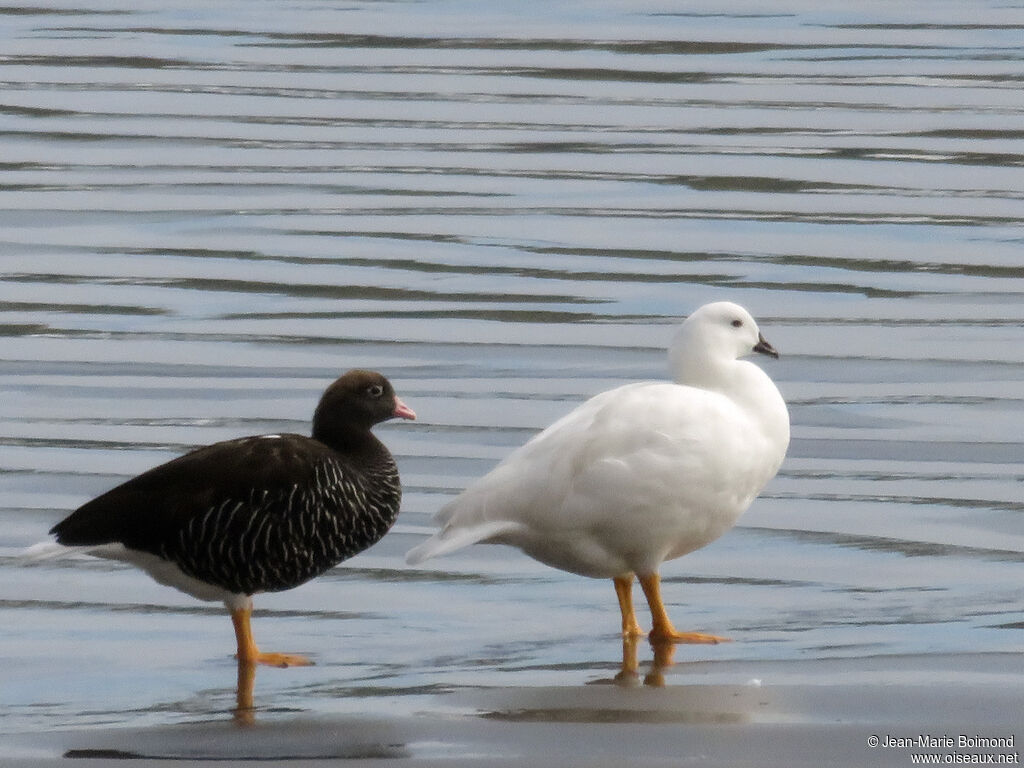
[731,319,743,328]
[367,384,385,398]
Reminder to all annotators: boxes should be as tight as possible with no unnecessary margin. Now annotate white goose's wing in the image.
[405,384,629,564]
[406,380,777,573]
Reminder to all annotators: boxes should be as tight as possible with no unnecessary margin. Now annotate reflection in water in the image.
[234,659,257,727]
[63,661,412,760]
[615,636,677,688]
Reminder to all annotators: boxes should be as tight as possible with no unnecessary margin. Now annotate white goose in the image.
[407,302,789,643]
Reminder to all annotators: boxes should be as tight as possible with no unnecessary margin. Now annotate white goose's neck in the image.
[673,353,790,455]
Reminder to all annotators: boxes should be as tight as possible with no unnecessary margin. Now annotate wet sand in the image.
[6,652,1022,767]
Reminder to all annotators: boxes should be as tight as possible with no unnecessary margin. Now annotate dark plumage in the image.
[42,369,416,667]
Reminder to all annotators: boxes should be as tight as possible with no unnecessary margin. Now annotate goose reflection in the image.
[614,636,678,688]
[234,659,258,726]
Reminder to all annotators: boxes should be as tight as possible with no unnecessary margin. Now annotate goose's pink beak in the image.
[393,397,416,421]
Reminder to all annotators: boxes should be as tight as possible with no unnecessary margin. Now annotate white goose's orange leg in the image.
[230,605,313,668]
[638,572,730,644]
[613,574,645,638]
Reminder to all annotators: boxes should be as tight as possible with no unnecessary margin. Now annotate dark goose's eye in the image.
[367,384,385,398]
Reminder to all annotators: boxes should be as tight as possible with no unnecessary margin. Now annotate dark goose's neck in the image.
[313,420,385,456]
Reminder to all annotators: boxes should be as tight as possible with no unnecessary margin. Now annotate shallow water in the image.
[2,0,1023,759]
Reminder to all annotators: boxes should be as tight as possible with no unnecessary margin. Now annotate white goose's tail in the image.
[405,519,520,566]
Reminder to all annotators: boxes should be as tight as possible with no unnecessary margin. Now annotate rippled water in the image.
[2,0,1023,752]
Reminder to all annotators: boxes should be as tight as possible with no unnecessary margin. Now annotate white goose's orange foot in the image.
[638,573,732,645]
[648,629,731,645]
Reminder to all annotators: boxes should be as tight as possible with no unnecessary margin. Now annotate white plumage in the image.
[24,541,245,606]
[407,301,790,643]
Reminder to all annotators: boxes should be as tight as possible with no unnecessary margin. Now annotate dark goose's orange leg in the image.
[231,605,314,668]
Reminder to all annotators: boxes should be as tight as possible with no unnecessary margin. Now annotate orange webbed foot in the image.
[237,651,314,668]
[638,572,732,645]
[648,629,731,645]
[230,606,313,668]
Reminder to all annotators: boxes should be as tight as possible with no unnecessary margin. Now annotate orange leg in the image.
[230,605,313,668]
[638,572,730,644]
[613,574,645,637]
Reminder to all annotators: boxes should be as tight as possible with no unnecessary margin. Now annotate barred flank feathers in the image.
[162,455,401,596]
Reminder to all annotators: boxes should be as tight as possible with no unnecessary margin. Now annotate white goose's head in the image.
[669,301,778,385]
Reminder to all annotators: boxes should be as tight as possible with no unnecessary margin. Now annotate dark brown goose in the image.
[35,369,415,667]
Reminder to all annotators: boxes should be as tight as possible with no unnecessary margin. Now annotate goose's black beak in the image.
[753,332,779,359]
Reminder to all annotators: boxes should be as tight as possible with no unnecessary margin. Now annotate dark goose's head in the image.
[312,370,416,448]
